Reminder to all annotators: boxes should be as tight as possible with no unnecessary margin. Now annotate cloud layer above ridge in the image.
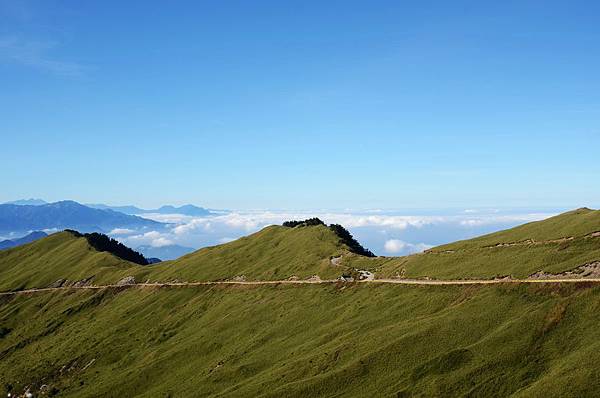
[111,208,557,257]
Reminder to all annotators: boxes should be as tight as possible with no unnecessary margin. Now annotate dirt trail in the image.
[426,232,600,253]
[3,277,600,296]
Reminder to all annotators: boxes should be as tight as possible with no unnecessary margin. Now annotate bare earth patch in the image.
[529,261,600,280]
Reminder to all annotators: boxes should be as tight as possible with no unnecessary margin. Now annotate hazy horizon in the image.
[0,197,570,257]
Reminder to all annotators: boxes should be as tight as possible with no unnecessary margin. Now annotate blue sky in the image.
[1,0,599,210]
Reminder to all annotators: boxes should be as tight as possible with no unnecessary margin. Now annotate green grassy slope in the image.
[3,210,600,396]
[357,208,600,279]
[143,225,350,282]
[3,208,600,287]
[436,207,600,250]
[0,225,354,291]
[2,283,600,397]
[0,232,138,291]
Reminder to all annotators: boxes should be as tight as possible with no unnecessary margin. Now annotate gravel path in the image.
[2,277,600,296]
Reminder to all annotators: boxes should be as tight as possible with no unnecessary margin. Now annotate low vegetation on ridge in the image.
[65,230,149,265]
[282,218,375,257]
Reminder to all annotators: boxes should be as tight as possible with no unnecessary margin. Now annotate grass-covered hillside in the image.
[2,283,600,397]
[3,209,600,396]
[3,209,600,291]
[0,224,358,291]
[356,208,600,280]
[144,224,351,282]
[436,208,600,250]
[0,231,138,291]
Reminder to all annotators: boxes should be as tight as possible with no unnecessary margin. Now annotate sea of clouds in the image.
[109,208,559,257]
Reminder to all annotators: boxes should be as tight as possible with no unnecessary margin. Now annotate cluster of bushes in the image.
[281,219,375,257]
[0,327,11,338]
[282,218,326,228]
[65,229,149,265]
[328,223,375,257]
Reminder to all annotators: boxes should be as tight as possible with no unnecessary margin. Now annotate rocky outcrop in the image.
[116,276,136,285]
[73,277,93,287]
[529,262,600,279]
[330,256,342,266]
[48,279,67,288]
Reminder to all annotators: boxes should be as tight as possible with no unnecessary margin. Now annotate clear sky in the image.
[1,0,599,210]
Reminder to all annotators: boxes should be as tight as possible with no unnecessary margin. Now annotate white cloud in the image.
[109,209,557,257]
[460,219,487,227]
[140,213,194,224]
[458,213,551,227]
[383,239,433,255]
[162,211,446,233]
[165,211,553,235]
[383,239,405,253]
[124,230,174,248]
[109,228,135,235]
[326,214,442,229]
[151,237,174,247]
[172,218,211,235]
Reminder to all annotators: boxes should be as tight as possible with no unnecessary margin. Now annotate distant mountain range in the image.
[136,244,195,261]
[87,203,214,216]
[4,198,48,206]
[4,199,217,217]
[0,201,162,234]
[0,231,48,250]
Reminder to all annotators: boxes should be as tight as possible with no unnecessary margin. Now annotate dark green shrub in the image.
[66,230,148,265]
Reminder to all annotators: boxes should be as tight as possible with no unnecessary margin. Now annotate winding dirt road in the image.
[2,277,600,296]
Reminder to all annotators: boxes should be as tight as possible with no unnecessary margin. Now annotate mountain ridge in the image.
[0,231,47,250]
[361,207,600,280]
[2,208,600,291]
[0,200,162,234]
[3,199,47,206]
[87,203,215,216]
[0,231,138,291]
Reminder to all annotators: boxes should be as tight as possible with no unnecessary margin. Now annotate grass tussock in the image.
[542,302,567,334]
